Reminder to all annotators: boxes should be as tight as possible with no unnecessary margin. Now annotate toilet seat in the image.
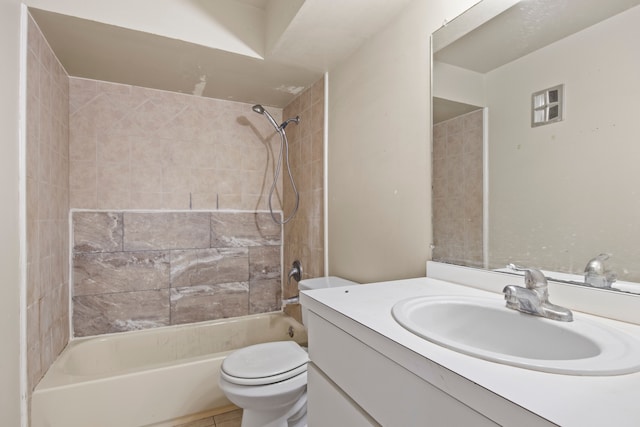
[221,341,309,386]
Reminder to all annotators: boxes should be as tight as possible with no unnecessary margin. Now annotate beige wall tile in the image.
[26,13,70,392]
[432,110,483,266]
[69,78,283,211]
[282,77,325,303]
[129,192,164,209]
[162,192,190,210]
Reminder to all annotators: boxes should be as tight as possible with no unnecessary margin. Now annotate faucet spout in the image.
[540,301,574,322]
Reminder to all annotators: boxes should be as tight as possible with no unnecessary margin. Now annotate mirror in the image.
[432,0,640,289]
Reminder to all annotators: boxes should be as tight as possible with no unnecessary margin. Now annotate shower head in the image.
[251,104,280,131]
[252,104,300,132]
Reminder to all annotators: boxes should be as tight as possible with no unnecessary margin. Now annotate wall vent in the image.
[532,84,564,127]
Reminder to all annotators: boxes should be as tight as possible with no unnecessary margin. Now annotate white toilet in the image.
[218,276,358,427]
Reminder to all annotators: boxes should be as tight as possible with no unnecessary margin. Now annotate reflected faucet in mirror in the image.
[584,253,617,289]
[503,264,573,322]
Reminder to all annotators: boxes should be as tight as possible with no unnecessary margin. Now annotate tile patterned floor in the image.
[174,409,242,427]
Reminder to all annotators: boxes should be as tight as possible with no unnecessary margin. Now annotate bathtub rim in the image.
[35,311,306,390]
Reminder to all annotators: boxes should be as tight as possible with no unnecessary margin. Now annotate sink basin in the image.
[392,295,640,375]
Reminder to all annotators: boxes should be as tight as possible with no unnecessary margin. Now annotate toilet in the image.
[218,276,358,427]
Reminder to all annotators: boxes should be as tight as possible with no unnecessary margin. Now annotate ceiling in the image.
[29,0,413,108]
[433,98,481,124]
[434,0,640,73]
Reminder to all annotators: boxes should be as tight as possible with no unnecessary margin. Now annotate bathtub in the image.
[31,312,307,427]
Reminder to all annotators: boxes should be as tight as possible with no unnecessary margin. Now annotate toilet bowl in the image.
[218,276,358,427]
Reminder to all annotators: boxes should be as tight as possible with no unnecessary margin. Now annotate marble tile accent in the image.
[74,251,170,296]
[73,289,171,337]
[211,212,281,247]
[73,211,123,253]
[170,248,249,288]
[123,212,211,250]
[249,246,281,281]
[71,210,283,336]
[249,279,281,314]
[170,283,249,325]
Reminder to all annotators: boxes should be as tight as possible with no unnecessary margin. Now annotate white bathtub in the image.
[31,312,307,427]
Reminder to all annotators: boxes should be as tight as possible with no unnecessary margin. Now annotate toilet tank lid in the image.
[298,276,358,291]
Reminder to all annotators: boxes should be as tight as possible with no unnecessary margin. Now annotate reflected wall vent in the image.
[531,84,564,127]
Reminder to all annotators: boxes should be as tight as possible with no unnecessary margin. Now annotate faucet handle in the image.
[288,260,302,284]
[507,264,548,289]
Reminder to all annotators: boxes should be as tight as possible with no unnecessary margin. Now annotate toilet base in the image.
[240,390,307,427]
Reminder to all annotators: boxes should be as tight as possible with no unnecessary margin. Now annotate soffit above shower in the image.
[26,0,412,108]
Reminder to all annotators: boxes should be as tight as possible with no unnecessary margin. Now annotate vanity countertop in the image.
[301,275,640,426]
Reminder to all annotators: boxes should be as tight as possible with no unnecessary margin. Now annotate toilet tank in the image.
[298,276,358,291]
[299,276,358,325]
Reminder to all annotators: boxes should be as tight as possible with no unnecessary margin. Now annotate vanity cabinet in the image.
[306,311,499,426]
[302,268,640,426]
[307,364,377,426]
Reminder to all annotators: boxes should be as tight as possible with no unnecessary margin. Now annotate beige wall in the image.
[328,0,479,283]
[0,0,24,425]
[486,5,640,279]
[25,13,71,395]
[433,61,485,107]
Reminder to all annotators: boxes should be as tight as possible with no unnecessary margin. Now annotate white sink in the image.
[392,295,640,375]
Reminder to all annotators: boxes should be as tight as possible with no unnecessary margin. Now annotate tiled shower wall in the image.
[282,79,325,314]
[432,109,484,267]
[69,78,282,211]
[72,211,281,337]
[68,78,289,336]
[25,14,70,392]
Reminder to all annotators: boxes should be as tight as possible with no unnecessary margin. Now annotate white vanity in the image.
[300,262,640,426]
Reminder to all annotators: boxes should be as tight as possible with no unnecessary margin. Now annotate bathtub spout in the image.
[282,296,300,308]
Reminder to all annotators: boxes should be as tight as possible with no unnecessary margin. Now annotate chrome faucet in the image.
[503,264,573,322]
[584,253,616,289]
[288,260,302,284]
